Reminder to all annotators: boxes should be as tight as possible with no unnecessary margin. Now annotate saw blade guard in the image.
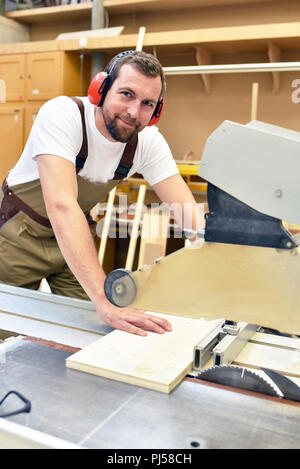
[104,268,137,307]
[198,120,300,227]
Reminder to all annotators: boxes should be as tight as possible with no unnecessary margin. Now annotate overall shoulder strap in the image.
[0,179,52,228]
[72,96,138,179]
[71,97,88,173]
[113,135,138,180]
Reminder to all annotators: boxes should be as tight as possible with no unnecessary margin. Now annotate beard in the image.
[102,109,141,143]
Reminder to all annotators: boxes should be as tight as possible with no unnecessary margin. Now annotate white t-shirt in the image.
[7,96,179,187]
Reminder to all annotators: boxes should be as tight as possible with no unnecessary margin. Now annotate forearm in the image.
[173,193,204,232]
[47,202,106,306]
[46,201,172,335]
[37,155,172,335]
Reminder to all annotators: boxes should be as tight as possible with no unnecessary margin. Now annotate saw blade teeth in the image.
[197,364,281,397]
[244,368,282,396]
[236,366,282,396]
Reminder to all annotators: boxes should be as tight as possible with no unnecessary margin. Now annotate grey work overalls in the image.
[0,97,138,299]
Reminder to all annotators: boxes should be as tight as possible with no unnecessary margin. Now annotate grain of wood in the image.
[66,313,223,393]
[234,342,300,378]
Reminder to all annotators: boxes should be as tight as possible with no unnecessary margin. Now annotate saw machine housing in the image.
[200,119,300,248]
[104,120,300,335]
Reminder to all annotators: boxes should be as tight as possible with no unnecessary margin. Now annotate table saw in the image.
[1,283,300,450]
[1,120,300,449]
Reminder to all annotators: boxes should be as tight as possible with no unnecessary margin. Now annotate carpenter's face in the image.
[101,64,162,142]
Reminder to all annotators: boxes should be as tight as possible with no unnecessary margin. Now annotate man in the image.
[0,51,203,336]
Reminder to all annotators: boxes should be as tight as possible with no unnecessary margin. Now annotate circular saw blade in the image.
[197,365,280,397]
[261,367,300,402]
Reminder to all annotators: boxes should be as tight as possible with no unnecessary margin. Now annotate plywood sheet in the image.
[251,332,300,350]
[66,314,222,393]
[234,342,300,379]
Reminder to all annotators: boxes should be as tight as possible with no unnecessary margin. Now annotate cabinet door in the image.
[0,107,24,182]
[0,55,25,103]
[26,52,61,102]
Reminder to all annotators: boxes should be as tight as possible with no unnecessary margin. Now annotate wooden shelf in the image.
[103,0,281,14]
[4,0,283,24]
[1,21,300,56]
[5,2,93,24]
[62,21,300,54]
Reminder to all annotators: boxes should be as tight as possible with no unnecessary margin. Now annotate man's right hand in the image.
[97,296,173,336]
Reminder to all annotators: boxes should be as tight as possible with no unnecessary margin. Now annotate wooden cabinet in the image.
[0,51,90,103]
[26,52,61,102]
[0,50,91,182]
[0,54,25,102]
[0,107,23,181]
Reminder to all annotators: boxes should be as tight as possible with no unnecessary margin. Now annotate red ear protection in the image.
[88,72,110,107]
[148,98,164,126]
[88,69,165,126]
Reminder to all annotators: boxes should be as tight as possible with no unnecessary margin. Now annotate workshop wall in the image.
[159,49,300,160]
[26,0,300,160]
[0,15,29,43]
[29,1,300,40]
[107,1,300,34]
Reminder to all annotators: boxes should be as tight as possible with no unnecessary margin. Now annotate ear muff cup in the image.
[88,72,110,107]
[148,98,164,126]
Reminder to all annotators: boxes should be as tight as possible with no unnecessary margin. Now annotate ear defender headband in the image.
[87,51,165,126]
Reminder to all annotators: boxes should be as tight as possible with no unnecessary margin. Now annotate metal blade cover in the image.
[197,365,280,397]
[262,368,300,403]
[104,269,137,307]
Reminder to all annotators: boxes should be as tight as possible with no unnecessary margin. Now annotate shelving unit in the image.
[5,2,93,24]
[1,0,300,167]
[103,0,279,11]
[1,21,300,55]
[5,0,281,22]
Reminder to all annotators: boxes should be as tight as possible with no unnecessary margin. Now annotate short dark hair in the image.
[105,50,166,98]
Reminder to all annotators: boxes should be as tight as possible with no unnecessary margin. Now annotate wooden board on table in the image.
[234,333,300,380]
[66,314,222,393]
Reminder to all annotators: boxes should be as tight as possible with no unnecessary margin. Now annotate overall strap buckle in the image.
[113,135,138,180]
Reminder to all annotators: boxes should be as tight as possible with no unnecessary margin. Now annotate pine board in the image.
[66,314,222,393]
[251,332,300,350]
[234,342,300,379]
